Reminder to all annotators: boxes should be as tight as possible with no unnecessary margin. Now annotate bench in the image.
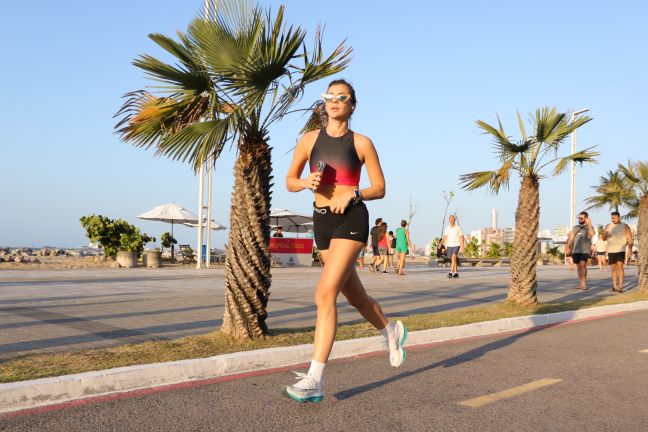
[459,258,511,267]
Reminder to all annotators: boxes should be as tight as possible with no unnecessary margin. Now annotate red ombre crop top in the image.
[309,129,362,186]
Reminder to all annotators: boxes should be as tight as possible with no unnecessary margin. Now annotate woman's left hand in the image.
[330,191,355,214]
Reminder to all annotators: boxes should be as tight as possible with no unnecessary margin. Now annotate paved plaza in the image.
[0,264,638,359]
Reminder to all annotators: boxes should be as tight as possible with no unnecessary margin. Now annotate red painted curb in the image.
[0,308,639,420]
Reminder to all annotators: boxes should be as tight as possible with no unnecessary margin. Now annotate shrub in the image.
[80,215,154,258]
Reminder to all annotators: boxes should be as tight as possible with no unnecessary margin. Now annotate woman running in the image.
[284,79,407,403]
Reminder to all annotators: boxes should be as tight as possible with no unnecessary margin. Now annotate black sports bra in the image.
[309,129,361,186]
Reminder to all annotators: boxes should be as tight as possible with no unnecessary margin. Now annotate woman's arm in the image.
[356,134,385,201]
[286,131,319,192]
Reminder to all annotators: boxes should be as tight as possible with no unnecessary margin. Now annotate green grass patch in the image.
[1,291,647,383]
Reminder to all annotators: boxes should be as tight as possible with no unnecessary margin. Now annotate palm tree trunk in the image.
[507,175,540,306]
[638,195,648,293]
[221,136,273,339]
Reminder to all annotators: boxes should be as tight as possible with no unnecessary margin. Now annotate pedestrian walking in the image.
[284,79,407,404]
[440,214,464,278]
[388,230,396,269]
[395,220,412,275]
[594,225,608,271]
[565,211,595,290]
[378,222,389,273]
[368,218,382,272]
[601,211,634,292]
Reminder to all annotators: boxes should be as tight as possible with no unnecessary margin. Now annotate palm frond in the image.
[517,110,527,141]
[534,107,592,147]
[299,100,327,134]
[551,146,599,176]
[156,118,230,171]
[459,168,510,194]
[475,119,530,157]
[298,27,352,86]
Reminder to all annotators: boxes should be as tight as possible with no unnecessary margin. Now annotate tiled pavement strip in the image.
[0,264,638,359]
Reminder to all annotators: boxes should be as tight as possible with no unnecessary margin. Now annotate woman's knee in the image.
[315,286,337,309]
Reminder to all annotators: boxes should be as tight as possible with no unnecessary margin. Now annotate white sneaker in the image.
[389,321,408,367]
[282,372,324,403]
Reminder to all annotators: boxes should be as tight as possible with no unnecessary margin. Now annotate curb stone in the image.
[2,301,648,414]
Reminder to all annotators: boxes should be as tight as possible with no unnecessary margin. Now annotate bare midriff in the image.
[314,184,358,207]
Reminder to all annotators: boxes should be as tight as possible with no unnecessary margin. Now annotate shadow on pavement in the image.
[333,322,561,401]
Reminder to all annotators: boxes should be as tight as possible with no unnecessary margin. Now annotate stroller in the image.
[436,243,450,267]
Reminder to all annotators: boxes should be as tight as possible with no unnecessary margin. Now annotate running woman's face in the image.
[324,83,354,121]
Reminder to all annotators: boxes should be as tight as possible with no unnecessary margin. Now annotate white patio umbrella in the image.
[184,219,227,231]
[269,208,313,238]
[137,203,199,256]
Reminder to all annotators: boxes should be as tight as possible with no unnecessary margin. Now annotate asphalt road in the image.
[3,310,648,431]
[0,265,638,358]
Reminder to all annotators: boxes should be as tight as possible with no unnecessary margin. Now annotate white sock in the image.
[382,322,397,350]
[307,360,326,385]
[379,324,390,342]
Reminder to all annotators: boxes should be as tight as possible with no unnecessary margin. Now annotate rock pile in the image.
[0,247,104,264]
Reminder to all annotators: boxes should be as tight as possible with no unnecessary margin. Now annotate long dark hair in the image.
[379,222,387,241]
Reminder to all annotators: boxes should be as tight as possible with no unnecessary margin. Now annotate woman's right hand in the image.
[302,172,322,191]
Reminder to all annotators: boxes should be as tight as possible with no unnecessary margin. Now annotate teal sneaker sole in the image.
[282,387,324,404]
[401,323,408,362]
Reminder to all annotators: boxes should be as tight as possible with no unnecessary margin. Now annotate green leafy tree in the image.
[487,242,502,259]
[460,108,597,306]
[114,0,351,339]
[160,232,177,250]
[430,236,441,256]
[503,242,513,257]
[618,160,648,292]
[546,246,560,264]
[464,237,480,258]
[80,215,153,258]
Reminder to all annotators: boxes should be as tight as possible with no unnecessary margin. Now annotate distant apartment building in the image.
[467,227,513,254]
[553,225,570,238]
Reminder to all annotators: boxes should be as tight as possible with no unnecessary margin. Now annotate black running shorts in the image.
[571,253,590,264]
[312,201,369,250]
[608,252,625,265]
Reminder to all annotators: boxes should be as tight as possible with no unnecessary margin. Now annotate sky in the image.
[1,0,645,249]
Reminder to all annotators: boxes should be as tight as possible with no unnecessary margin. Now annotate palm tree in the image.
[115,0,351,339]
[460,108,597,306]
[546,246,560,264]
[487,242,502,259]
[465,238,480,258]
[585,170,633,213]
[618,160,648,293]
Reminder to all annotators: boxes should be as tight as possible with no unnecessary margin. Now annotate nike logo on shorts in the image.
[350,231,358,235]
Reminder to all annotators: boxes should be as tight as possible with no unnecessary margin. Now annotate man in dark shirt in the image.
[273,226,284,238]
[368,218,382,272]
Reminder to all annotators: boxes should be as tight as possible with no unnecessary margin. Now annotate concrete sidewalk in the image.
[0,265,638,358]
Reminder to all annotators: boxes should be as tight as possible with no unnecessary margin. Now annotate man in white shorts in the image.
[440,214,464,278]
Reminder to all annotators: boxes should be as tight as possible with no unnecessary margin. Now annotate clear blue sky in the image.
[2,0,645,248]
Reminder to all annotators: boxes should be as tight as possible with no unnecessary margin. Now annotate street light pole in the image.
[195,0,214,270]
[570,108,589,231]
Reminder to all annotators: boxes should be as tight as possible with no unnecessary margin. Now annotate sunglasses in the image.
[321,93,352,103]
